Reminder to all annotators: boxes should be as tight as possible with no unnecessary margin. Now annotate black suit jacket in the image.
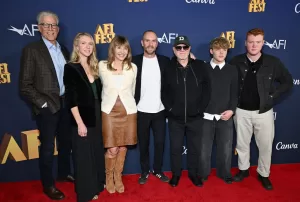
[132,54,170,106]
[63,63,102,127]
[19,39,69,115]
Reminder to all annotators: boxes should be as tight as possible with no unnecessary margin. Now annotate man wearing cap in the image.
[162,35,210,187]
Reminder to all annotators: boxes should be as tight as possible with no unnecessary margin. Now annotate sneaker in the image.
[152,171,170,183]
[138,172,149,185]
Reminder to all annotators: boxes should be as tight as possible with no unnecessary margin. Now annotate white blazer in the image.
[99,60,137,114]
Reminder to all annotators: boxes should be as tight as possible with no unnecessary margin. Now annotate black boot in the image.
[258,173,273,190]
[233,169,249,182]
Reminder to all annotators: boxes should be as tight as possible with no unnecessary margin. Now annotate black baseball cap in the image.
[173,35,191,47]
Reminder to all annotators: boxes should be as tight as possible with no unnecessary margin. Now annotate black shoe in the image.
[43,186,65,200]
[138,172,149,185]
[233,169,249,182]
[258,174,273,190]
[189,175,203,187]
[223,177,233,184]
[152,171,170,182]
[57,174,75,183]
[169,175,180,187]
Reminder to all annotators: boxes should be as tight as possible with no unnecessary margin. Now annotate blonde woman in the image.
[64,33,105,201]
[99,35,137,194]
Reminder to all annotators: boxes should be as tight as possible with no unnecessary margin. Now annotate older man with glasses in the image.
[19,11,73,200]
[162,36,211,187]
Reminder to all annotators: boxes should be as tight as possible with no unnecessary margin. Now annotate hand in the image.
[221,110,233,121]
[190,52,196,60]
[78,122,87,137]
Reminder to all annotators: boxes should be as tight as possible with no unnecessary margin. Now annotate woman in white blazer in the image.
[99,35,137,194]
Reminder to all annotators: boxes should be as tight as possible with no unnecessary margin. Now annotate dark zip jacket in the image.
[162,57,210,123]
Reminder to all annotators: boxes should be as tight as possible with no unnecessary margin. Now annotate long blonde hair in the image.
[106,35,132,71]
[70,32,99,78]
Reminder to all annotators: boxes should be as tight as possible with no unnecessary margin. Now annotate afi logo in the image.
[248,0,266,12]
[293,79,300,85]
[264,40,286,50]
[0,63,11,84]
[220,31,235,48]
[157,33,178,44]
[186,0,215,4]
[94,23,115,44]
[295,3,300,13]
[276,142,298,150]
[8,24,38,36]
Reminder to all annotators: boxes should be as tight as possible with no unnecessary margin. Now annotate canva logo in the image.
[276,142,298,150]
[186,0,215,4]
[8,24,38,36]
[157,33,178,44]
[295,3,300,13]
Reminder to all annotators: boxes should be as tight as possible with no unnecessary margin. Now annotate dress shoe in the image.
[233,169,249,182]
[258,174,273,190]
[169,175,180,187]
[57,174,75,183]
[43,186,65,200]
[189,175,203,187]
[223,177,233,184]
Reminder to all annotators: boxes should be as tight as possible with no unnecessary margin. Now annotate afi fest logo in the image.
[276,142,298,150]
[8,24,38,36]
[186,0,215,4]
[295,3,300,13]
[220,31,235,48]
[249,0,266,12]
[94,23,115,44]
[157,33,178,44]
[0,63,11,84]
[264,39,286,50]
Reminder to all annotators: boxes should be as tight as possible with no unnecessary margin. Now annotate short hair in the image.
[142,30,156,39]
[37,11,59,24]
[246,28,264,39]
[209,37,230,50]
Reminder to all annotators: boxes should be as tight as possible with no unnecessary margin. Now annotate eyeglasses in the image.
[175,45,189,51]
[39,23,58,29]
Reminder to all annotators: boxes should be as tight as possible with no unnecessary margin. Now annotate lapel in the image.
[38,40,58,81]
[135,54,144,79]
[157,54,164,75]
[75,63,94,93]
[95,78,102,100]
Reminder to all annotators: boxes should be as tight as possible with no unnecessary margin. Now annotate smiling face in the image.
[114,45,129,62]
[141,31,158,56]
[173,44,191,60]
[76,35,94,58]
[38,15,59,44]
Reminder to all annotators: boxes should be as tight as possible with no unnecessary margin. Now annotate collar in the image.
[210,59,225,69]
[42,37,60,50]
[246,53,263,65]
[111,61,129,70]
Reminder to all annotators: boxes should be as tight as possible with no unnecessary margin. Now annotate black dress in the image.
[64,62,105,202]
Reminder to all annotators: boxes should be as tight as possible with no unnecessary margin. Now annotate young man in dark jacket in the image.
[230,28,293,190]
[198,37,238,185]
[162,36,210,187]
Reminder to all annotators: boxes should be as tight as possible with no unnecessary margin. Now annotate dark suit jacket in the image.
[19,39,69,115]
[63,63,102,127]
[132,54,170,106]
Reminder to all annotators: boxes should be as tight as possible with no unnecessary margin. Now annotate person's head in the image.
[37,11,59,44]
[245,28,264,56]
[209,37,230,63]
[107,35,132,70]
[173,36,191,61]
[141,30,158,56]
[70,33,98,77]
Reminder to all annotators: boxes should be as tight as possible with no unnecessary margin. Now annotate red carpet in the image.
[1,164,299,202]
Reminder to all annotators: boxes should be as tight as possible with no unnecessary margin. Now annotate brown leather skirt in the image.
[102,97,137,148]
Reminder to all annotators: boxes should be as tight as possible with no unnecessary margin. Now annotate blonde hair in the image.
[210,37,230,50]
[70,32,99,78]
[106,35,132,71]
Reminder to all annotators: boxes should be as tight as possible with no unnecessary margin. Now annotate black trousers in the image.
[198,118,233,179]
[137,110,166,174]
[168,118,202,176]
[36,98,73,188]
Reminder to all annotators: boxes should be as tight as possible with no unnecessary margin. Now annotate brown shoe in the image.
[114,149,127,193]
[43,186,65,200]
[105,154,116,194]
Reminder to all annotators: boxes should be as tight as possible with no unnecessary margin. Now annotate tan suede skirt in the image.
[102,96,137,148]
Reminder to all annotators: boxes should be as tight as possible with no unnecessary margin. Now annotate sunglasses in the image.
[175,45,189,51]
